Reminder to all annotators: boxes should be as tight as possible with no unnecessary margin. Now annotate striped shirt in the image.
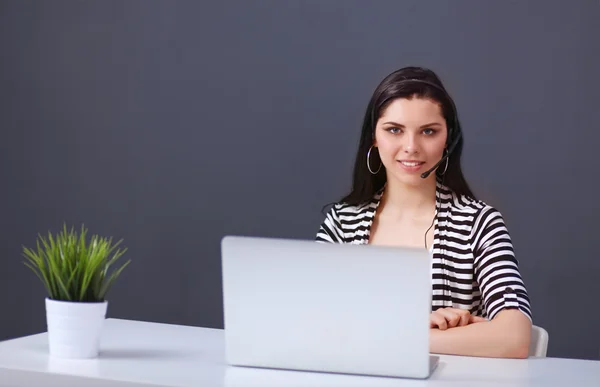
[316,182,532,322]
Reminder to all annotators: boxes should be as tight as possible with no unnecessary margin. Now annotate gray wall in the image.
[1,0,598,360]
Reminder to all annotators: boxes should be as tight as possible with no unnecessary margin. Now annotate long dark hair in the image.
[339,66,475,206]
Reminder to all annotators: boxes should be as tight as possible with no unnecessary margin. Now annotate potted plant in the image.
[22,224,131,359]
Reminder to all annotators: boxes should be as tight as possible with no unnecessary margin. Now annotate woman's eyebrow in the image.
[381,121,443,128]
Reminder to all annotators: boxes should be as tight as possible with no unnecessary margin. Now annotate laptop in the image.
[220,235,439,379]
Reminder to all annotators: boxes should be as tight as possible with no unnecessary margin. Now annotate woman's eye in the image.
[387,127,401,134]
[423,128,436,135]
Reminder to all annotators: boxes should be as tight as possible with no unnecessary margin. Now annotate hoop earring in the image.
[367,145,382,174]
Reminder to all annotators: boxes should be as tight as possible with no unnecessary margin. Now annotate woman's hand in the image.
[430,307,488,330]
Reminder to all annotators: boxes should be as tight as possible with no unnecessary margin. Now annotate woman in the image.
[316,66,532,358]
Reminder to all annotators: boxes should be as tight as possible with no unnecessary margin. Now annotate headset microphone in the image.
[420,130,462,179]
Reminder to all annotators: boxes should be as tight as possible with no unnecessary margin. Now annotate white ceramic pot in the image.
[45,298,108,358]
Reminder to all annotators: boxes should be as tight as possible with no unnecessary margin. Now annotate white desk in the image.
[0,318,598,386]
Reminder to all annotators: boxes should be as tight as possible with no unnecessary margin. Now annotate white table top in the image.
[0,318,598,387]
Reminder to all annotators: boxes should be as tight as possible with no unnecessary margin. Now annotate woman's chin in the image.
[387,172,435,187]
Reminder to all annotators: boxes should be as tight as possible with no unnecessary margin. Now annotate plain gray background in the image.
[1,0,599,360]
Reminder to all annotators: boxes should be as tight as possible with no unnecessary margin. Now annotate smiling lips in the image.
[397,160,425,172]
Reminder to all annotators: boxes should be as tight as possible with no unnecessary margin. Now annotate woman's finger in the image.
[469,315,488,323]
[430,313,448,330]
[444,308,471,326]
[458,310,471,326]
[435,308,461,328]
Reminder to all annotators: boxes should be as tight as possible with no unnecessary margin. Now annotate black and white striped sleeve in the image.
[472,206,532,322]
[316,204,345,243]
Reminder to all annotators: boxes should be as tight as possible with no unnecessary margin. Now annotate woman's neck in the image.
[379,177,437,219]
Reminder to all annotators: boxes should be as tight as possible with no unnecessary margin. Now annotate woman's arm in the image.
[316,204,345,243]
[471,206,532,322]
[430,309,532,358]
[431,205,533,358]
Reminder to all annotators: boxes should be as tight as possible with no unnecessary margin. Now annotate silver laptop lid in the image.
[221,235,432,379]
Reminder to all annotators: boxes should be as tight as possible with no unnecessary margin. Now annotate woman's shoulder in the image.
[317,192,382,243]
[440,184,509,230]
[328,189,383,217]
[440,184,492,214]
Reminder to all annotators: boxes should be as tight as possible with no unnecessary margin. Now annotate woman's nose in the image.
[403,134,419,154]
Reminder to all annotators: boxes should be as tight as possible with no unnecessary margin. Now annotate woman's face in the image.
[373,97,448,187]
